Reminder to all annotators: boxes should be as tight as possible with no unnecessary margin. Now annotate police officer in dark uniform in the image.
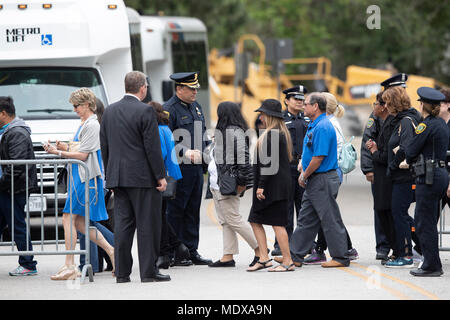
[271,85,308,256]
[361,109,391,260]
[164,72,213,265]
[406,87,448,277]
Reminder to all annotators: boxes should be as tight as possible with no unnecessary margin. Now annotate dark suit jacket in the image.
[100,95,166,189]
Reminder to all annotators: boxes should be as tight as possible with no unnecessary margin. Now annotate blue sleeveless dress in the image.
[63,125,108,222]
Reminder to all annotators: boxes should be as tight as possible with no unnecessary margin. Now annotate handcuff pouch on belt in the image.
[412,154,434,185]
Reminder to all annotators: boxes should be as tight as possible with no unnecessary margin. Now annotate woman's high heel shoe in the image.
[50,265,78,280]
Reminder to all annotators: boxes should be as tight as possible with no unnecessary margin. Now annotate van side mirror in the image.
[162,81,174,102]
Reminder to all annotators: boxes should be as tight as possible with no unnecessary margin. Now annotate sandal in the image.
[50,265,78,280]
[246,259,273,272]
[268,263,295,272]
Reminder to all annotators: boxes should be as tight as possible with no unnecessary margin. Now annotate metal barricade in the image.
[439,201,449,251]
[0,158,94,282]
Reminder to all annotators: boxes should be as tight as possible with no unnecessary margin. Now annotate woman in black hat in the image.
[247,99,296,272]
[405,87,448,277]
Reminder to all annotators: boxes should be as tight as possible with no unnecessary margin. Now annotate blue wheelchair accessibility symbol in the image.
[41,34,53,46]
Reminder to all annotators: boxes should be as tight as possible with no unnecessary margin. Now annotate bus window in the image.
[171,33,208,88]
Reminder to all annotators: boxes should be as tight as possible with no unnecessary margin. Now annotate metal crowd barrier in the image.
[0,158,94,282]
[440,151,450,251]
[439,201,449,251]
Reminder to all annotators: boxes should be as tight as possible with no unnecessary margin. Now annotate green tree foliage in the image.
[125,0,450,84]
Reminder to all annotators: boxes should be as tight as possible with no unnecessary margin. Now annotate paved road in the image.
[0,159,449,301]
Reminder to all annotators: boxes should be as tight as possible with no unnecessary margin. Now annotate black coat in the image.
[0,124,37,194]
[215,125,253,191]
[100,95,166,189]
[387,108,422,183]
[360,112,383,175]
[371,115,395,211]
[252,130,292,212]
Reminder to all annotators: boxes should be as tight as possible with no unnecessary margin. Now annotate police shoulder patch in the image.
[415,123,427,134]
[366,118,374,128]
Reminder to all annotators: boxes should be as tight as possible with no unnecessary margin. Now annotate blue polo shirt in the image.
[301,113,338,173]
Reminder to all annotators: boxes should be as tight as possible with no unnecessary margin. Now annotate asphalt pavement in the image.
[1,160,449,301]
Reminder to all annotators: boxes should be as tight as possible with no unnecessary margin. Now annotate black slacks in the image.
[113,187,162,280]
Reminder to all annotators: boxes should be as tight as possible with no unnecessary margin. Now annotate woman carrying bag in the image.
[208,101,261,268]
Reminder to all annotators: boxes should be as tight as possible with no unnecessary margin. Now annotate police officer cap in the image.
[417,87,446,104]
[170,72,200,89]
[282,85,307,100]
[254,99,284,119]
[380,73,408,89]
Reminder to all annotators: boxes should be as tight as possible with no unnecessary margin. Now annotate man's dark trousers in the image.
[167,164,203,255]
[113,187,162,279]
[289,171,349,265]
[0,191,37,270]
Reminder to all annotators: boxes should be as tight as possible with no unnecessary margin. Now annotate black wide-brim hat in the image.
[254,99,284,118]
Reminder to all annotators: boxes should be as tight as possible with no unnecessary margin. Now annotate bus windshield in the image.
[0,67,108,120]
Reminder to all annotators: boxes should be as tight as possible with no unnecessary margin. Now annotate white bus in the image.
[0,0,133,215]
[136,14,211,127]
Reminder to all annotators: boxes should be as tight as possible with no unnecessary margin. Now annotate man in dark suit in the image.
[100,71,169,283]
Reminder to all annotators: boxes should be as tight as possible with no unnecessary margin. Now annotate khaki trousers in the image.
[211,188,258,255]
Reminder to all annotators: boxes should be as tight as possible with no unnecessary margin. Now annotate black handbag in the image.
[162,176,177,200]
[57,167,68,193]
[219,172,237,196]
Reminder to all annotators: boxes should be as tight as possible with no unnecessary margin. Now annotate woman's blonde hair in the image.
[322,92,345,118]
[257,113,293,162]
[69,87,97,113]
[382,86,411,114]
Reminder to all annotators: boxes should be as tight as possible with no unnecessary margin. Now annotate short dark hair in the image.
[441,89,450,103]
[125,71,146,94]
[0,96,16,117]
[308,93,327,112]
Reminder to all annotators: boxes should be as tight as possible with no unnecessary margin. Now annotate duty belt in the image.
[433,160,446,168]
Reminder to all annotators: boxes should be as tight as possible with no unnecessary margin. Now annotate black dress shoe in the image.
[208,259,236,268]
[171,258,193,267]
[271,248,282,256]
[116,276,131,283]
[142,273,171,282]
[410,268,443,277]
[156,255,171,269]
[174,243,191,261]
[376,253,389,261]
[190,253,213,265]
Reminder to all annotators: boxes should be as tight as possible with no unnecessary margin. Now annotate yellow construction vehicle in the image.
[209,34,448,129]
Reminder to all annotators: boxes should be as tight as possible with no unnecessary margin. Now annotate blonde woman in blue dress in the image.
[44,88,114,280]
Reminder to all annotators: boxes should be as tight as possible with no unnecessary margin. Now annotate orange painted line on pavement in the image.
[352,262,441,300]
[338,266,412,300]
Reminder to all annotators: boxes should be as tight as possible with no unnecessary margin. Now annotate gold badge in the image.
[366,118,374,128]
[415,123,427,134]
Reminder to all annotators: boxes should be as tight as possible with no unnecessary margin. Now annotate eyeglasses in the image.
[73,104,80,108]
[372,102,385,108]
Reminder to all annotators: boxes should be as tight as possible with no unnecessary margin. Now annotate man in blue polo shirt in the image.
[288,92,350,268]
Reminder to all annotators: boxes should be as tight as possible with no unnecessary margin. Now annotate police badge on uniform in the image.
[415,123,427,134]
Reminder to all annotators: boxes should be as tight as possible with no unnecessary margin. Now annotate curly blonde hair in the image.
[382,86,410,114]
[69,87,97,113]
